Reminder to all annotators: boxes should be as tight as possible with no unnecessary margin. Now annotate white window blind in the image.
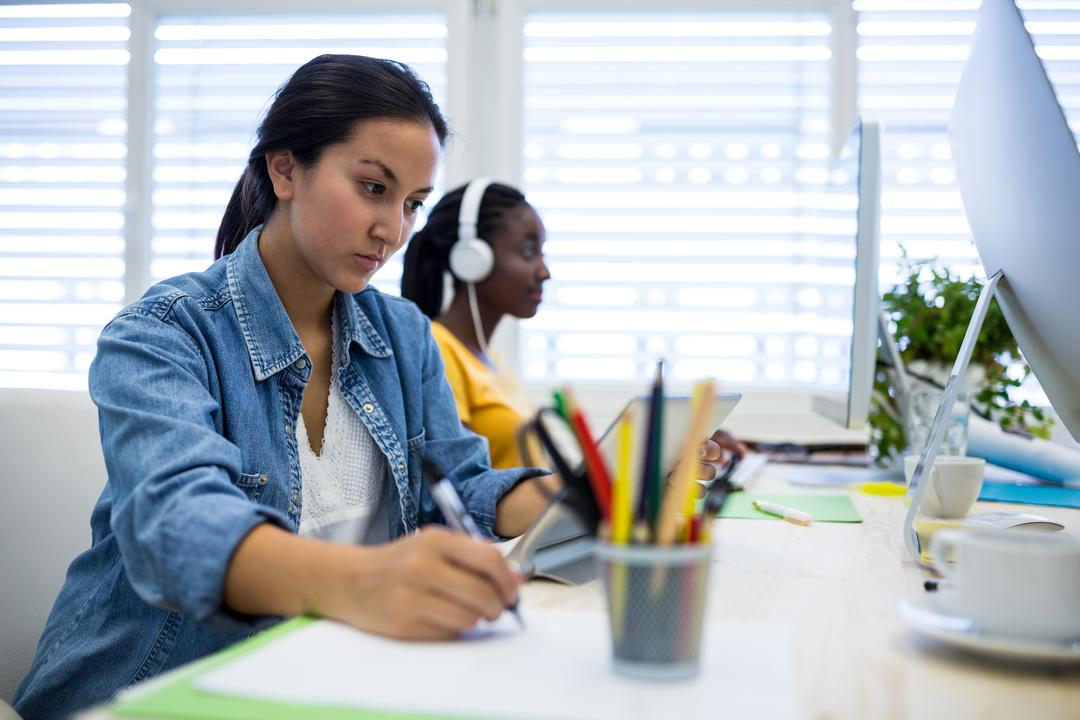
[0,2,129,390]
[8,2,1080,393]
[151,12,449,294]
[856,0,1080,404]
[519,10,838,388]
[856,0,1080,286]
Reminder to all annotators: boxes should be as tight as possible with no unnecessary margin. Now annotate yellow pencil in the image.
[680,385,708,542]
[610,408,635,643]
[612,406,635,545]
[678,395,704,546]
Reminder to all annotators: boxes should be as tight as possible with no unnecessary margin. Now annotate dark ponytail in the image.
[401,182,528,318]
[215,54,449,259]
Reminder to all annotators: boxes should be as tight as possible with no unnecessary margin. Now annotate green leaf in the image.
[871,257,1054,460]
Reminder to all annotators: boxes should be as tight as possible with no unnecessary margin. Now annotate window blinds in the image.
[150,12,448,292]
[519,10,838,388]
[0,2,129,389]
[5,2,1080,391]
[856,0,1080,283]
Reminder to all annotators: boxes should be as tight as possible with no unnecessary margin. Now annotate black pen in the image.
[702,454,741,516]
[421,459,525,629]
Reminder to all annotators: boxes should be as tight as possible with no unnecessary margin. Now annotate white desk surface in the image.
[83,462,1080,720]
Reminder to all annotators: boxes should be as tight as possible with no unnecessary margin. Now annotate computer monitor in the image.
[949,0,1080,442]
[902,0,1080,562]
[810,116,882,430]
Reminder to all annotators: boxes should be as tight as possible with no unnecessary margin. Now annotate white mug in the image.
[930,529,1080,641]
[904,454,985,518]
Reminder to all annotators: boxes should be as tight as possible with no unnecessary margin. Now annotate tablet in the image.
[597,392,742,477]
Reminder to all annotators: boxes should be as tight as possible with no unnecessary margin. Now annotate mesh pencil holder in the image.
[594,541,713,680]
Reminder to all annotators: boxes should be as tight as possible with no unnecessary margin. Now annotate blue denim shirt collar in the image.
[226,226,392,382]
[335,291,394,365]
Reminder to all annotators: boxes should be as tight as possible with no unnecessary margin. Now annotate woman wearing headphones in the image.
[401,180,543,470]
[401,179,746,472]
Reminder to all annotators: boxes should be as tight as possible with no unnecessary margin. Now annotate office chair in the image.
[0,389,106,703]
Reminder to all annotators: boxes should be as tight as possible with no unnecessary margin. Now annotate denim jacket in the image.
[13,227,544,720]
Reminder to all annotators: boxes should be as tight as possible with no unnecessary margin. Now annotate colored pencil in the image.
[563,388,612,520]
[612,405,635,545]
[655,379,716,546]
[639,360,665,531]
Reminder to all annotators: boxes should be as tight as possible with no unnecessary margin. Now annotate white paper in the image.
[196,609,797,720]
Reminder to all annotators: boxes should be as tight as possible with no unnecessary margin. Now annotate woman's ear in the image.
[265,150,297,202]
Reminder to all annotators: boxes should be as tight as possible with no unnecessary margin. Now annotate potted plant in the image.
[870,261,1053,465]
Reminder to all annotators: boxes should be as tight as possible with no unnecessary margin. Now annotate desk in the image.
[82,463,1080,720]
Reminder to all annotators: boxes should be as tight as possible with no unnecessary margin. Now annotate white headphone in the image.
[448,177,495,283]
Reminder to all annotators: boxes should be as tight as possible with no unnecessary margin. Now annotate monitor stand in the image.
[903,269,1004,564]
[878,309,911,419]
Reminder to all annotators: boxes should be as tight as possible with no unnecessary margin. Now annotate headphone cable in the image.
[466,281,491,359]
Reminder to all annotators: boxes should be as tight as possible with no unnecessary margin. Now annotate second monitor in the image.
[810,116,882,431]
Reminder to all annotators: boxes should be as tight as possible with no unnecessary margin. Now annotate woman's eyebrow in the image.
[356,158,434,194]
[356,158,398,184]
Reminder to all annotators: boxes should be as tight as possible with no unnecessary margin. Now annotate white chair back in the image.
[0,389,106,702]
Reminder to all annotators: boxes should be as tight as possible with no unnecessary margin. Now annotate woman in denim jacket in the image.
[14,55,552,720]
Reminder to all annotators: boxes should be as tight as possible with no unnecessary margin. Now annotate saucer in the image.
[897,592,1080,665]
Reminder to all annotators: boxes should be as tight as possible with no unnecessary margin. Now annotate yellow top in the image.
[430,321,535,469]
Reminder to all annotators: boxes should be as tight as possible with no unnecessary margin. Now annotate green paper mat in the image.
[111,617,454,720]
[717,492,862,523]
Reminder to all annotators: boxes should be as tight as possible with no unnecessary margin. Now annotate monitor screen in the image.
[810,117,882,430]
[950,0,1080,441]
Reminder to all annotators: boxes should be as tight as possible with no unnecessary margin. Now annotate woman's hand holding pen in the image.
[328,526,522,641]
[225,523,521,643]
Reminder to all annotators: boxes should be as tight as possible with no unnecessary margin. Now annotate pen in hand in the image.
[421,459,525,629]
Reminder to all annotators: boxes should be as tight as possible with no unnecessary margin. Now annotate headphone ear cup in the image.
[449,238,494,283]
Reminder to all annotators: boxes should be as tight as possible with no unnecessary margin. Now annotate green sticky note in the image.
[112,617,445,720]
[717,492,862,523]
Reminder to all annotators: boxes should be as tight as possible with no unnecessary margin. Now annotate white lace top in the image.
[297,320,389,545]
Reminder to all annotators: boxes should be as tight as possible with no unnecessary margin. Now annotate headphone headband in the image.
[457,176,494,243]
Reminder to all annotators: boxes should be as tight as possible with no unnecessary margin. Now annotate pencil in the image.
[609,408,634,645]
[612,405,635,545]
[680,383,707,542]
[533,409,604,537]
[655,379,716,546]
[552,389,571,423]
[563,388,612,520]
[639,360,664,530]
